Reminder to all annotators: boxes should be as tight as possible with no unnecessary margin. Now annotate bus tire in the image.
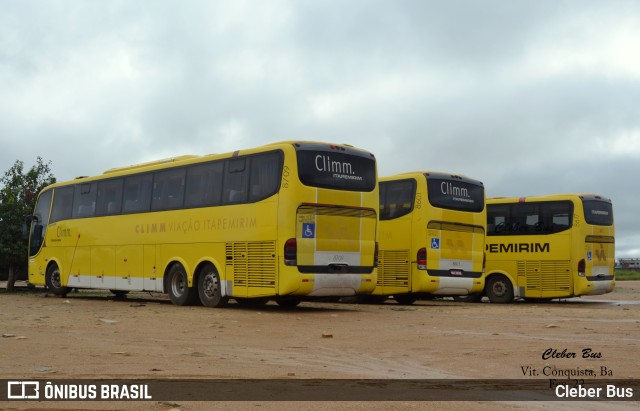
[349,295,386,304]
[275,297,301,308]
[110,290,129,299]
[453,293,484,303]
[197,264,227,308]
[235,297,269,307]
[486,276,514,303]
[167,263,197,306]
[45,264,70,296]
[394,294,416,305]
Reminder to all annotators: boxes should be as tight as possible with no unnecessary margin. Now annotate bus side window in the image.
[546,201,572,233]
[123,174,152,213]
[487,204,509,235]
[383,179,414,219]
[96,179,123,216]
[249,152,282,202]
[223,158,248,204]
[379,182,388,220]
[50,186,75,223]
[185,161,223,208]
[72,182,97,219]
[511,204,537,234]
[152,169,186,211]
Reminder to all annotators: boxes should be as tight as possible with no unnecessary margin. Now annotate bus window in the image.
[96,179,123,216]
[123,174,153,213]
[50,186,74,223]
[380,179,415,220]
[541,201,572,233]
[152,168,186,211]
[223,158,249,204]
[249,152,282,202]
[296,149,376,192]
[487,204,509,235]
[29,189,53,256]
[426,177,484,212]
[185,161,224,208]
[583,200,614,226]
[72,183,97,219]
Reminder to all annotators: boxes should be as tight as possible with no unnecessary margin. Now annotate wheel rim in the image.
[202,272,219,299]
[51,268,62,288]
[492,280,506,297]
[171,272,186,297]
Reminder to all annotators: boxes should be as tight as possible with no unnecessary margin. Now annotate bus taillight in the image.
[284,238,297,266]
[578,258,586,277]
[417,247,427,270]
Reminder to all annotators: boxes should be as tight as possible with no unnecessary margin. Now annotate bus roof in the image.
[380,171,484,187]
[38,140,374,191]
[487,194,612,204]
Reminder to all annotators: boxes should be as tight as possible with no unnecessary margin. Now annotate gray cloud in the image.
[1,0,639,256]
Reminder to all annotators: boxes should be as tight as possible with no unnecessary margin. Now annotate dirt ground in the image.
[1,281,639,410]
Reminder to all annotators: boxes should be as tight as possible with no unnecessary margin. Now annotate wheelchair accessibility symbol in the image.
[302,223,315,238]
[587,251,592,261]
[430,238,440,250]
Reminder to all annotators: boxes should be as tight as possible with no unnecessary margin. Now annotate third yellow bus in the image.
[484,194,615,303]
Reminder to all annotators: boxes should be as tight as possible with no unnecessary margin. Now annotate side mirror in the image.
[24,214,38,224]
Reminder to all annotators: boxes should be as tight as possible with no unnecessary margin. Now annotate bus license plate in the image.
[450,269,463,276]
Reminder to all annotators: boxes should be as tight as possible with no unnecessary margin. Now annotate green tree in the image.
[0,157,56,290]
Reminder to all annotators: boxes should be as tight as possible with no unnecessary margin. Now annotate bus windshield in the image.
[583,199,614,226]
[296,146,376,192]
[425,175,484,212]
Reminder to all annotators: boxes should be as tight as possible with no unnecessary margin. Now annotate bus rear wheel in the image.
[275,297,301,308]
[167,263,197,306]
[198,264,227,308]
[236,297,269,307]
[394,294,416,305]
[110,290,129,299]
[46,264,71,296]
[486,276,514,303]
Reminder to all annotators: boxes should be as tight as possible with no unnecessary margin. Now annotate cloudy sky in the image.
[1,0,639,257]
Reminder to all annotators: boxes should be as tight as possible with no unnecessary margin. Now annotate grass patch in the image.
[615,270,640,281]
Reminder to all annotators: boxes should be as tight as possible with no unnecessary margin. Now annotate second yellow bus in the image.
[375,172,486,304]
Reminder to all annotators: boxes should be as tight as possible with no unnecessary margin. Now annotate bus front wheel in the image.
[167,264,198,306]
[45,264,70,296]
[198,264,227,308]
[486,276,514,303]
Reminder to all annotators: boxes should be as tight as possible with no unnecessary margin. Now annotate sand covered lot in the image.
[1,281,638,410]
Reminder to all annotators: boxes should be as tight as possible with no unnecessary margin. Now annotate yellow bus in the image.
[484,194,615,303]
[375,172,486,304]
[26,141,379,307]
